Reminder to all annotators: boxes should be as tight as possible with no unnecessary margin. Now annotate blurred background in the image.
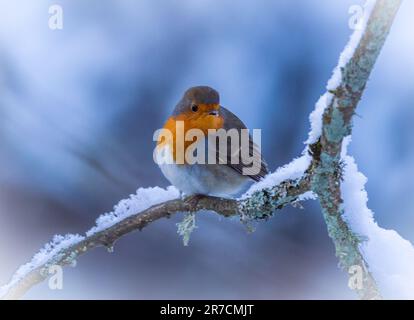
[0,0,413,299]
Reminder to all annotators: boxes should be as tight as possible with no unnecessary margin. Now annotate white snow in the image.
[0,234,84,297]
[327,0,376,90]
[341,137,414,299]
[240,153,315,199]
[86,186,180,236]
[306,0,377,144]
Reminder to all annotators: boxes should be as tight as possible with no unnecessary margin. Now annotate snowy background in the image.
[0,0,413,299]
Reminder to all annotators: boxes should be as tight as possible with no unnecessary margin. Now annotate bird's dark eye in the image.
[191,104,199,112]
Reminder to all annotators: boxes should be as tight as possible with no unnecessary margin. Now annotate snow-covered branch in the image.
[1,0,410,300]
[308,0,403,300]
[0,176,311,300]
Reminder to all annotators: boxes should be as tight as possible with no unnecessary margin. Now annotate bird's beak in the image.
[208,110,219,117]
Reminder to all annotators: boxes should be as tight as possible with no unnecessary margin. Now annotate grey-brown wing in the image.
[212,106,269,182]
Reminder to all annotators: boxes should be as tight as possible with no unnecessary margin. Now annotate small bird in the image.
[155,86,268,198]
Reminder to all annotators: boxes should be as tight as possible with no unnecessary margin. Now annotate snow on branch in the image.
[1,0,409,300]
[0,174,311,300]
[340,138,414,299]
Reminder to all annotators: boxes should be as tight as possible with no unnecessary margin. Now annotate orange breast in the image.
[157,110,224,163]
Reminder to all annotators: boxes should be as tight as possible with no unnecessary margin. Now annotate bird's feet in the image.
[183,194,206,211]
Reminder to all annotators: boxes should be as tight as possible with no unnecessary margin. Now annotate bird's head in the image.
[172,86,223,132]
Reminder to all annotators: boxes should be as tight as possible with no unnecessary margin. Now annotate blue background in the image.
[0,0,413,299]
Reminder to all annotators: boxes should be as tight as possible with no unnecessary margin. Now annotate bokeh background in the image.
[0,0,413,299]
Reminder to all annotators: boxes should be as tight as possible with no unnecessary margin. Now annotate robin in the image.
[155,86,268,198]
